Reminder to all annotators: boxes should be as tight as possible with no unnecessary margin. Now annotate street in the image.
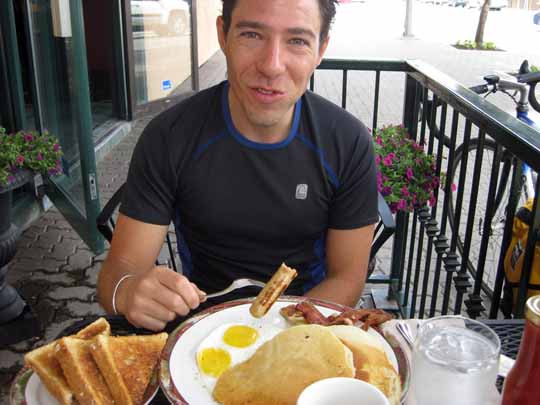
[325,0,540,121]
[330,0,540,56]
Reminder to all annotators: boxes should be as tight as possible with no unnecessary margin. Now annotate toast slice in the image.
[24,318,111,405]
[90,333,168,405]
[56,336,114,405]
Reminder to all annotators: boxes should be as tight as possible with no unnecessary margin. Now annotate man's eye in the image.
[240,32,260,39]
[290,38,309,47]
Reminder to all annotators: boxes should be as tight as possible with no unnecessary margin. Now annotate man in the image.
[97,0,378,331]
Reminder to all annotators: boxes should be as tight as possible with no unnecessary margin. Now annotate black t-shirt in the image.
[120,81,378,295]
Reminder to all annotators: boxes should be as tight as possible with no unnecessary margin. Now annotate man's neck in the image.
[228,90,294,144]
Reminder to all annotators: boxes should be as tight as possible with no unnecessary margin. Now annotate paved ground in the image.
[2,4,540,401]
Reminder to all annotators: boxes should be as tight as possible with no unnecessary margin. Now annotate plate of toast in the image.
[10,317,168,405]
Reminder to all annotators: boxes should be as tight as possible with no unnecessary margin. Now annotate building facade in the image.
[0,0,221,253]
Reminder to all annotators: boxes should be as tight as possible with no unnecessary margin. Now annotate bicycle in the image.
[419,60,540,295]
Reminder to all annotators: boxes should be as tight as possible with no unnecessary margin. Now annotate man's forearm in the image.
[97,255,141,313]
[304,275,365,307]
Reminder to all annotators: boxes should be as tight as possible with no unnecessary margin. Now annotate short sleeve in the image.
[328,124,379,229]
[119,118,176,225]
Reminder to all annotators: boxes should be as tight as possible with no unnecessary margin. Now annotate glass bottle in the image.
[501,295,540,405]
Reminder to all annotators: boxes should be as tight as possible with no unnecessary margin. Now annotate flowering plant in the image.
[374,125,438,213]
[0,126,63,187]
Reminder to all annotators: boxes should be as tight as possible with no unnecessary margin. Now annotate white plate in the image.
[159,297,399,404]
[10,368,158,405]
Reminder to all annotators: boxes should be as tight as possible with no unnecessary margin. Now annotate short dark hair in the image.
[221,0,338,43]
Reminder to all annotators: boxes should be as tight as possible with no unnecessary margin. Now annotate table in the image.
[480,319,525,393]
[57,313,525,404]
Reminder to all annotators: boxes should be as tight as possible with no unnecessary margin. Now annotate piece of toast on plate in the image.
[24,318,111,405]
[56,336,115,405]
[90,333,168,405]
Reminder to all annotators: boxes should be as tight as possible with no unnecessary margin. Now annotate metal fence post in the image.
[389,73,419,309]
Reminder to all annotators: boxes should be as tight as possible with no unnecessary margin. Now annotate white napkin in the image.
[381,319,502,405]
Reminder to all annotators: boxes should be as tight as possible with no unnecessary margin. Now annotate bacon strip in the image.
[280,301,393,330]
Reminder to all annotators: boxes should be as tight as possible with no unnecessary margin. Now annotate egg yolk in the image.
[197,348,231,378]
[222,325,259,348]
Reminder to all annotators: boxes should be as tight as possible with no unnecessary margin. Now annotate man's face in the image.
[217,0,329,140]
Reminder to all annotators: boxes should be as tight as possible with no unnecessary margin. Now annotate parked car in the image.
[448,0,468,6]
[535,12,540,25]
[488,0,507,10]
[131,0,189,36]
[466,0,507,10]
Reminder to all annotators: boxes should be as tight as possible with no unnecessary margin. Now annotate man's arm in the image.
[304,224,374,307]
[97,213,205,331]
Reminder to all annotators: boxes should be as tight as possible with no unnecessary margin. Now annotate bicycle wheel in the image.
[528,81,540,114]
[448,139,523,294]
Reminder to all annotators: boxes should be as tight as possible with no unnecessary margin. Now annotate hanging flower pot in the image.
[0,169,31,236]
[373,125,438,214]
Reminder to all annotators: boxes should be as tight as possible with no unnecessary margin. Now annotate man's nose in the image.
[258,39,286,78]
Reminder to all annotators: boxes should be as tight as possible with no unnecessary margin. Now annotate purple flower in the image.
[387,152,396,160]
[36,153,43,161]
[48,168,58,175]
[375,155,381,165]
[390,202,398,214]
[53,143,60,151]
[375,136,382,145]
[16,155,24,165]
[451,183,457,192]
[382,186,392,196]
[383,156,393,167]
[24,134,34,142]
[7,175,15,183]
[397,199,407,211]
[401,186,410,197]
[429,193,436,207]
[406,167,413,180]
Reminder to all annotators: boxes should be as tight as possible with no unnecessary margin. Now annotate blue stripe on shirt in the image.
[302,233,327,293]
[296,134,340,188]
[173,212,193,277]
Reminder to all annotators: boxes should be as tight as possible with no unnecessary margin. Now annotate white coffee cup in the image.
[297,377,390,405]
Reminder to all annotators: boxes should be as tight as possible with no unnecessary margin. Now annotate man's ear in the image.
[316,35,330,66]
[216,16,227,52]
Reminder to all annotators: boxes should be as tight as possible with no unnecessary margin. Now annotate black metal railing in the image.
[313,59,540,319]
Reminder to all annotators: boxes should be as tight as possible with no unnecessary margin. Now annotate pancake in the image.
[328,325,401,405]
[213,324,355,405]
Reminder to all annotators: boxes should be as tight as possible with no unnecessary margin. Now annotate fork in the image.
[205,278,266,299]
[396,321,416,349]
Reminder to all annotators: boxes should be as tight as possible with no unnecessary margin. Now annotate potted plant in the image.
[0,126,62,339]
[0,126,62,230]
[373,125,439,213]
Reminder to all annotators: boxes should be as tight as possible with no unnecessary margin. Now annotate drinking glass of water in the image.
[411,316,501,405]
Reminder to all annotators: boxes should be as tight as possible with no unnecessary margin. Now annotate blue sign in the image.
[162,79,172,91]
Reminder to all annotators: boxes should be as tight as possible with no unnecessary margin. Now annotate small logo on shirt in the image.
[295,184,308,200]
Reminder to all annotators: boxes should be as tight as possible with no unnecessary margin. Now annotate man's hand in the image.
[115,265,206,331]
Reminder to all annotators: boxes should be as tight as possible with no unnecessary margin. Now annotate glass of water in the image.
[411,316,501,405]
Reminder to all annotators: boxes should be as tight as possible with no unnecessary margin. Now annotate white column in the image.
[404,0,414,38]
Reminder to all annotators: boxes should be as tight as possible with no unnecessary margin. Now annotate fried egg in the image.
[195,322,281,392]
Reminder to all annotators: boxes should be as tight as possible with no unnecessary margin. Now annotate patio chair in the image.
[96,183,395,280]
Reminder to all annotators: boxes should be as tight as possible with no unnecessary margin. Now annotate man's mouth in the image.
[254,87,283,96]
